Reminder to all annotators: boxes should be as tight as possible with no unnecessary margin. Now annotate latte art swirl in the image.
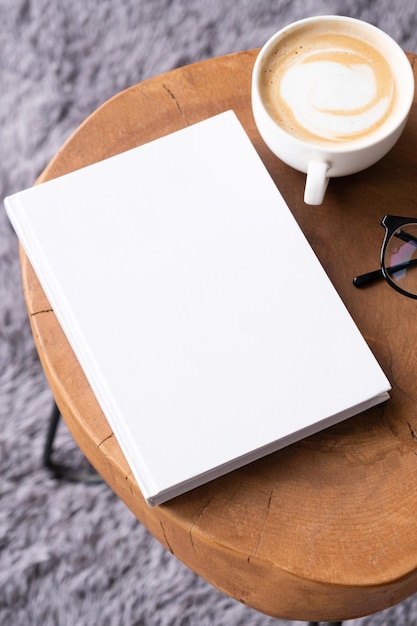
[261,30,397,145]
[281,55,393,140]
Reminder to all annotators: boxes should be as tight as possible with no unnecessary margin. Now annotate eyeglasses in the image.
[353,215,417,300]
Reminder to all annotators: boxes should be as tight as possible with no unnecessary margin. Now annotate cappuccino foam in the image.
[260,23,398,145]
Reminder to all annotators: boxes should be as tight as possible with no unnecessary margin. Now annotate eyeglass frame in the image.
[353,215,417,300]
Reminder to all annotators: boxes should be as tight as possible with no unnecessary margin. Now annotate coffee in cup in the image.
[252,16,415,204]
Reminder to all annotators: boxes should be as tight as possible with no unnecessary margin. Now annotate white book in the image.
[5,111,390,506]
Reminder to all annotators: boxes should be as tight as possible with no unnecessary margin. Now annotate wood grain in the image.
[21,50,417,621]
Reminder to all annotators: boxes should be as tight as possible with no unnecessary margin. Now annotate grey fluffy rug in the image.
[1,1,417,625]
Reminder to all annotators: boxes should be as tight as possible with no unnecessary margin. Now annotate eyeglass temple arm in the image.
[353,228,417,288]
[353,268,384,287]
[353,258,417,288]
[397,229,417,245]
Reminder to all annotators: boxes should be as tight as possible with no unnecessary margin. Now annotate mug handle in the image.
[304,159,330,205]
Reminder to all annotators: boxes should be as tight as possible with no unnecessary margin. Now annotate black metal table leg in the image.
[43,401,102,484]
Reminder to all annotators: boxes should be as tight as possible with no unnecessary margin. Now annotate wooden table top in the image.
[21,50,417,622]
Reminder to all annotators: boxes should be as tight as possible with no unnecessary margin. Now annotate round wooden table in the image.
[21,50,417,622]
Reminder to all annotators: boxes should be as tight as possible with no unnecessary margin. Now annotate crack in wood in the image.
[162,83,190,125]
[253,489,273,558]
[160,521,174,554]
[98,432,115,447]
[30,308,53,316]
[407,421,417,443]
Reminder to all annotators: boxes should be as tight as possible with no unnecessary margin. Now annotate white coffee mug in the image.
[252,16,415,205]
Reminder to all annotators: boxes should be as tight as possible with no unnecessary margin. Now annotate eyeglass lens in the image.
[384,223,417,296]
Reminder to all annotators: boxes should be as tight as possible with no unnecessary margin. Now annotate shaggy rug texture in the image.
[1,1,417,625]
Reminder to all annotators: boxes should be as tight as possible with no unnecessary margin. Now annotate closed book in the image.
[5,111,390,506]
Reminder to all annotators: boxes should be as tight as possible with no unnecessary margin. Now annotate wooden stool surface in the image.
[21,50,417,622]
